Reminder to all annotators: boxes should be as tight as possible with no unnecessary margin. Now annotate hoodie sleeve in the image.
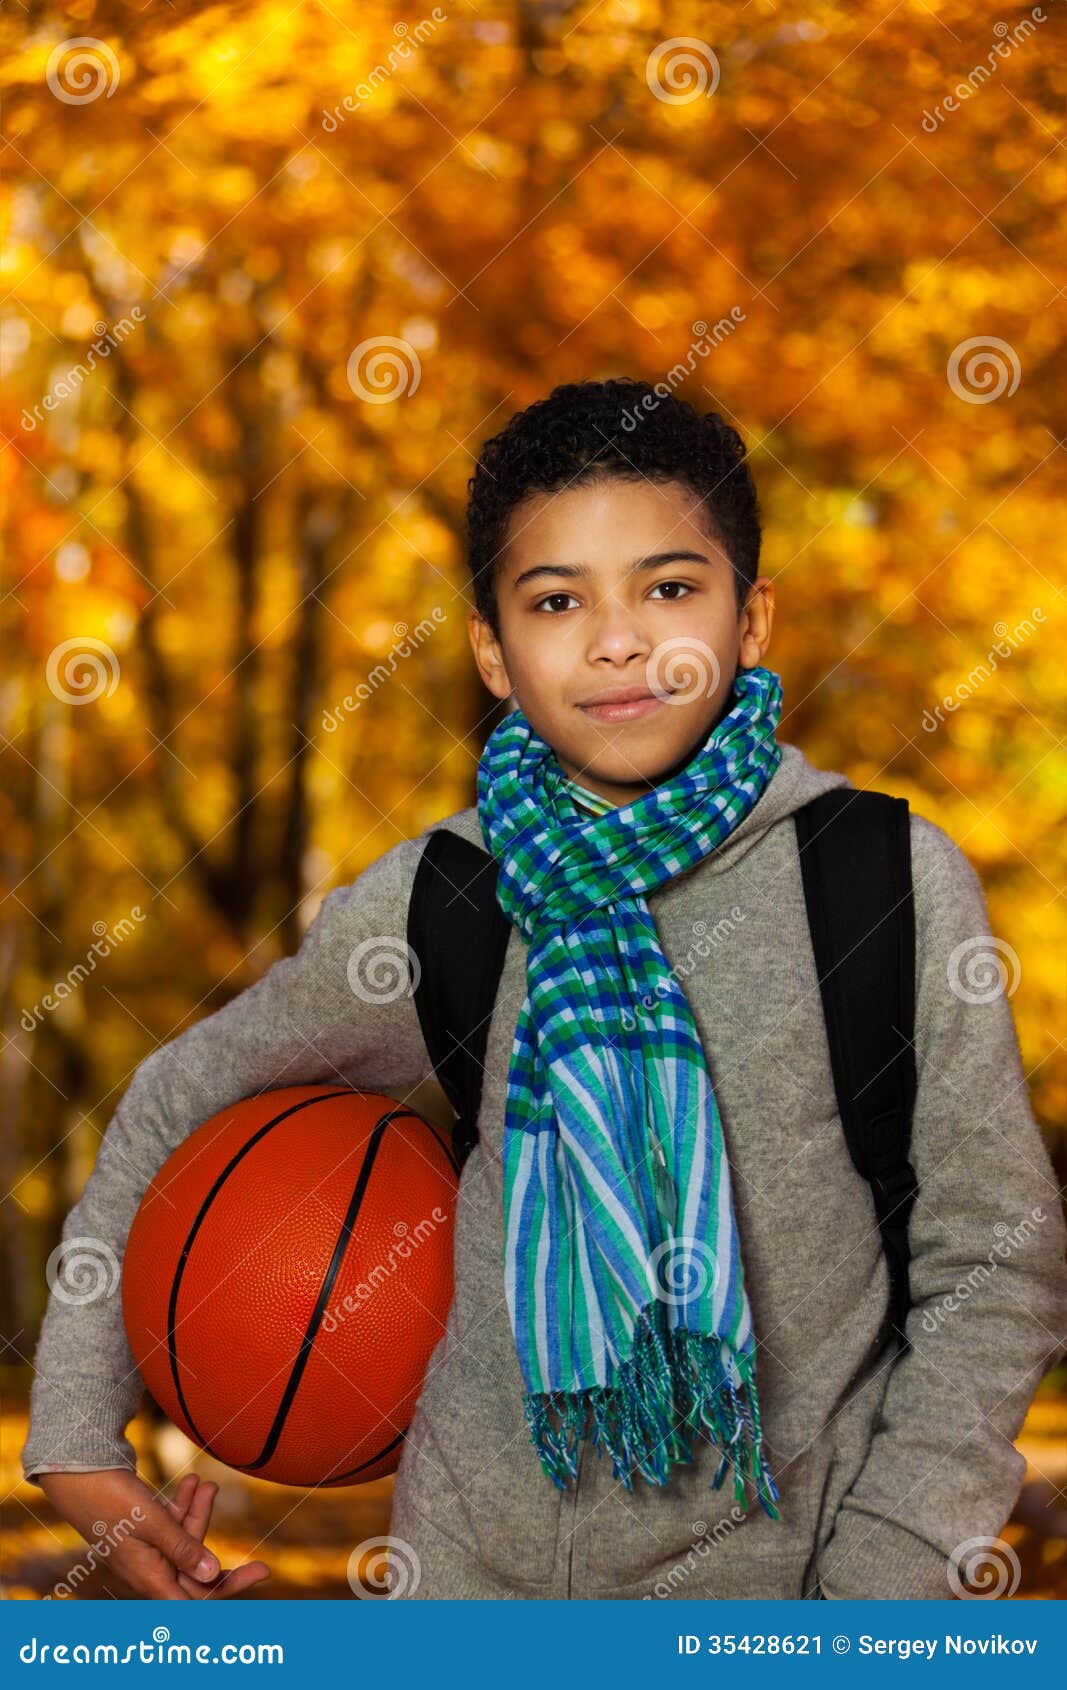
[21,835,434,1487]
[814,814,1067,1600]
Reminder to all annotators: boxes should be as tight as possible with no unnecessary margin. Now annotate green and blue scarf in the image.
[476,664,784,1515]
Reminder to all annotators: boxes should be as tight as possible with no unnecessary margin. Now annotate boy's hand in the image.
[36,1468,272,1600]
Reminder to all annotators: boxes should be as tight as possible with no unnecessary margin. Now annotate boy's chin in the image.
[586,721,716,781]
[575,743,707,797]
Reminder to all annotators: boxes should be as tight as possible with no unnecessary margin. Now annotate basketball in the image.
[121,1083,458,1487]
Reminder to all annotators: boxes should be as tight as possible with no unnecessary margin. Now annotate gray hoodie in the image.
[22,741,1067,1601]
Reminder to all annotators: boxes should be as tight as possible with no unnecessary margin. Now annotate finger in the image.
[120,1540,198,1601]
[166,1474,213,1538]
[138,1569,194,1600]
[175,1568,212,1601]
[164,1474,201,1526]
[177,1560,271,1602]
[126,1554,194,1595]
[203,1562,273,1600]
[144,1505,220,1583]
[182,1479,218,1544]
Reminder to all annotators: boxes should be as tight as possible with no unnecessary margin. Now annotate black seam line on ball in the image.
[166,1092,423,1468]
[288,1424,411,1488]
[243,1107,414,1471]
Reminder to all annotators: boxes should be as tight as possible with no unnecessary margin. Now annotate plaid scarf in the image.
[476,664,785,1514]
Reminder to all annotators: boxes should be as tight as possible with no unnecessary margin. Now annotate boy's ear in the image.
[467,606,513,702]
[738,576,775,668]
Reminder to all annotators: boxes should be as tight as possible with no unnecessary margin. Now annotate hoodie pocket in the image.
[568,1426,828,1594]
[392,1401,564,1587]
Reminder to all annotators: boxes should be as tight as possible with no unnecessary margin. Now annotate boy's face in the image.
[468,477,776,807]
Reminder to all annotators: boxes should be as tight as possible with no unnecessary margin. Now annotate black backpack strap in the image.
[406,828,511,1168]
[794,788,918,1353]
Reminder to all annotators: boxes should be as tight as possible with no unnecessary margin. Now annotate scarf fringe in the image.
[522,1303,781,1519]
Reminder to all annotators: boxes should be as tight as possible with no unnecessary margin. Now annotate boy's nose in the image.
[584,601,652,665]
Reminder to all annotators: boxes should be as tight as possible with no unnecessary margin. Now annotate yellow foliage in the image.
[0,0,1062,1295]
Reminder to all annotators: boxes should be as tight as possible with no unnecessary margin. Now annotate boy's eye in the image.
[648,580,694,602]
[534,591,580,613]
[532,581,695,614]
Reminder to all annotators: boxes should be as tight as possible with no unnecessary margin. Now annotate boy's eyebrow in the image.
[510,549,714,590]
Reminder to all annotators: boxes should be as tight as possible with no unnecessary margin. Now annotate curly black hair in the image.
[465,377,761,642]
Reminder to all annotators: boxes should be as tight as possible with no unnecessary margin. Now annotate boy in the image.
[23,379,1067,1601]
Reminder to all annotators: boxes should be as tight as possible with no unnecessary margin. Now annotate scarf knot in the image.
[504,827,657,939]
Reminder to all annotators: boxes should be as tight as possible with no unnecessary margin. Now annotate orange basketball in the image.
[121,1084,458,1487]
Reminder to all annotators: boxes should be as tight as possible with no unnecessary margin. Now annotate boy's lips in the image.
[576,686,667,724]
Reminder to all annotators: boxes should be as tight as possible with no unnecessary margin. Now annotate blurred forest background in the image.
[2,0,1065,1598]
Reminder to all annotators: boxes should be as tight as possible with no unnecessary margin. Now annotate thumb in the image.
[143,1500,219,1581]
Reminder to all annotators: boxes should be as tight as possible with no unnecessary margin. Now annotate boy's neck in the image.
[564,775,616,816]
